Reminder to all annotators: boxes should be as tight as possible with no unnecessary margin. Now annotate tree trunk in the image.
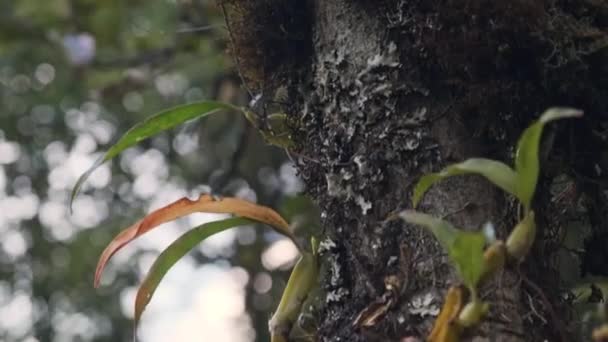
[226,0,608,340]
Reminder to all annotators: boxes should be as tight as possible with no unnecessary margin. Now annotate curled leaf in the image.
[413,158,518,207]
[134,217,252,326]
[515,107,582,209]
[71,101,239,209]
[95,194,294,287]
[269,251,318,342]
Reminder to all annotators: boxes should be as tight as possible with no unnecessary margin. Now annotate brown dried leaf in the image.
[94,194,293,287]
[428,286,464,342]
[353,275,401,328]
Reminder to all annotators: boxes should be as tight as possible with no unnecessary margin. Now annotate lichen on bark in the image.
[223,0,608,340]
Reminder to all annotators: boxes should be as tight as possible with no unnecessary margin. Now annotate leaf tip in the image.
[539,107,584,124]
[94,239,121,289]
[70,156,105,213]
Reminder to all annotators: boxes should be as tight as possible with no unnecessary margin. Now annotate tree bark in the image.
[226,0,608,340]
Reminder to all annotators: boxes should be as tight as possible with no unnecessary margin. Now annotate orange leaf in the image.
[94,194,294,287]
[428,286,464,342]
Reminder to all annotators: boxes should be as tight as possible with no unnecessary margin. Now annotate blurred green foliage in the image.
[0,1,317,341]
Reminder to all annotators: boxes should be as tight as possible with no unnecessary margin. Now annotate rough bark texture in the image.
[226,0,608,341]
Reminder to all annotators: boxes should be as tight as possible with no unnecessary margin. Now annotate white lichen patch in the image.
[412,106,427,121]
[404,134,420,150]
[326,168,372,214]
[356,195,372,215]
[365,42,399,69]
[340,168,353,181]
[353,155,367,174]
[326,173,349,198]
[387,255,398,267]
[346,125,356,139]
[408,292,440,317]
[318,238,337,254]
[326,287,350,303]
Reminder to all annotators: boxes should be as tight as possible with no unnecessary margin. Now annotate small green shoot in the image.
[457,300,489,328]
[269,248,319,342]
[505,211,536,261]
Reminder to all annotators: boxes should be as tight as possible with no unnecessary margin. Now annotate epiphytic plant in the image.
[71,101,314,341]
[399,108,583,341]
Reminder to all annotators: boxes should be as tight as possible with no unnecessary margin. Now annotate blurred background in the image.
[0,1,318,341]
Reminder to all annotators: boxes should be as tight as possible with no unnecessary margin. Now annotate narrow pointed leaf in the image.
[400,210,486,290]
[135,217,252,326]
[413,158,518,207]
[399,210,458,249]
[515,107,582,209]
[71,101,240,208]
[94,194,294,287]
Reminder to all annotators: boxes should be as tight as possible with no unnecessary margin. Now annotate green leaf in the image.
[515,107,582,209]
[269,251,318,342]
[413,158,518,207]
[70,101,239,209]
[399,210,486,291]
[134,217,252,327]
[399,210,458,247]
[451,231,486,292]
